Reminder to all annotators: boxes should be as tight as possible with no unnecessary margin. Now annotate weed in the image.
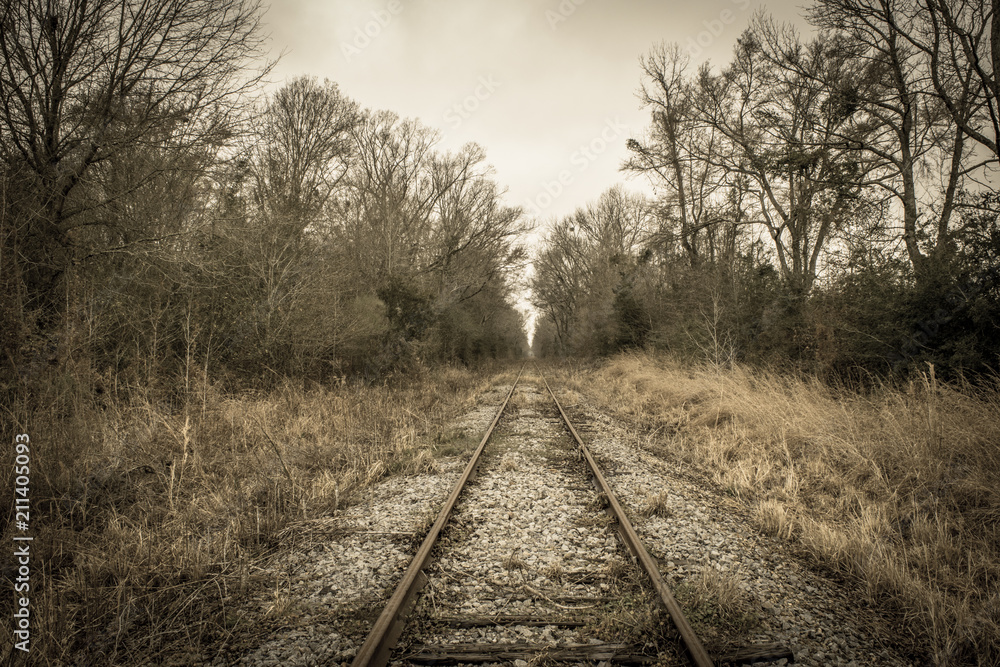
[500,453,519,472]
[544,560,564,582]
[502,549,528,571]
[641,490,675,518]
[574,512,614,530]
[588,586,664,646]
[606,556,630,583]
[674,566,760,641]
[433,427,478,457]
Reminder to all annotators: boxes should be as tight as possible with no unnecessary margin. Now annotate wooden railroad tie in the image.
[400,640,659,665]
[402,637,795,665]
[435,615,589,628]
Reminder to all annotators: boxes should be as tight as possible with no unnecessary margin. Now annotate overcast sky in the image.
[262,0,811,230]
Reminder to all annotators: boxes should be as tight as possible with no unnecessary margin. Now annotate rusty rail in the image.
[350,367,523,667]
[540,373,715,667]
[351,367,716,667]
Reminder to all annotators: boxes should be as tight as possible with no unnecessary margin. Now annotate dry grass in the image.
[499,453,520,472]
[640,490,675,518]
[587,563,676,656]
[502,549,528,571]
[0,363,502,664]
[560,352,1000,665]
[674,566,759,638]
[544,560,565,581]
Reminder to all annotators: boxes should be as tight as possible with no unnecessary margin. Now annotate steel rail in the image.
[350,366,524,667]
[540,372,716,667]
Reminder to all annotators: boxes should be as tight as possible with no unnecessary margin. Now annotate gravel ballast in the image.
[229,376,910,667]
[560,388,911,667]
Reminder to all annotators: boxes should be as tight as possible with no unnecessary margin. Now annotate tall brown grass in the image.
[559,352,1000,666]
[0,363,497,665]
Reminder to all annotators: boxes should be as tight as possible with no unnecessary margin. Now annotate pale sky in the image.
[262,0,811,228]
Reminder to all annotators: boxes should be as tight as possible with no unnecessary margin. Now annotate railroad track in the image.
[351,367,793,666]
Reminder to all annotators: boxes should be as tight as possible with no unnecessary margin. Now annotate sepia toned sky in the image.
[262,0,811,229]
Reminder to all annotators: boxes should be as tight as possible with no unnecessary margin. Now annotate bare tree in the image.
[426,144,527,306]
[695,23,881,294]
[246,77,359,239]
[808,0,982,282]
[913,0,1000,159]
[338,110,440,284]
[531,221,589,355]
[0,0,270,321]
[625,43,730,267]
[232,78,361,367]
[577,185,654,260]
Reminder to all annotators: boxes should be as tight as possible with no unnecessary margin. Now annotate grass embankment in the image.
[1,365,501,665]
[558,352,1000,666]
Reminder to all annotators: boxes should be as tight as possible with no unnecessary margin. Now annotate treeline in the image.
[532,1,1000,382]
[0,0,527,402]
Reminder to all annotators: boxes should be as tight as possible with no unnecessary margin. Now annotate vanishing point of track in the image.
[350,366,793,666]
